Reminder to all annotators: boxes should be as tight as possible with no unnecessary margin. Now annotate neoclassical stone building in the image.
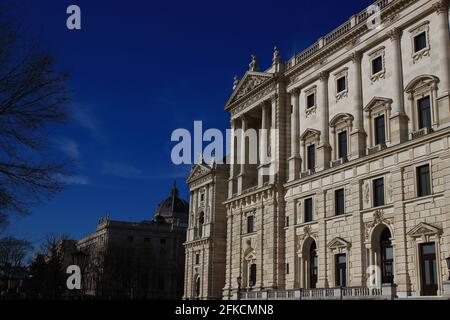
[184,0,450,299]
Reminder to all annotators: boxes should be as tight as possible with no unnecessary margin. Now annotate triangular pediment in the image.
[407,222,441,238]
[186,164,212,184]
[225,71,273,109]
[327,237,351,249]
[364,97,393,112]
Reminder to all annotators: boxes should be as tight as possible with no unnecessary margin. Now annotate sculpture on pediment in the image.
[232,75,239,90]
[249,54,259,71]
[272,46,280,65]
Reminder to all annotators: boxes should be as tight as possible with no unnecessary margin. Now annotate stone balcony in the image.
[237,284,397,300]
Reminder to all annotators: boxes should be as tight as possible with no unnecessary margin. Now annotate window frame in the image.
[373,177,385,207]
[409,21,430,64]
[307,144,316,171]
[304,198,313,223]
[335,188,345,216]
[416,163,432,198]
[374,114,386,146]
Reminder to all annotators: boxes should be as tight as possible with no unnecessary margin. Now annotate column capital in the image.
[319,71,329,81]
[289,87,301,95]
[433,0,449,15]
[388,27,402,42]
[350,51,362,63]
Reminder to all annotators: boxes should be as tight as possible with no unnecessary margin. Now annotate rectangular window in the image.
[335,189,345,216]
[335,254,347,287]
[372,56,383,75]
[304,198,313,223]
[247,216,254,234]
[414,32,427,52]
[337,76,346,93]
[307,93,315,109]
[417,164,431,197]
[307,144,316,170]
[249,264,257,287]
[373,178,385,207]
[374,115,386,145]
[286,263,290,275]
[195,253,200,265]
[418,96,432,129]
[338,131,348,159]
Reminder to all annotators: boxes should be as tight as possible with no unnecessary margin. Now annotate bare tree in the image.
[0,1,71,228]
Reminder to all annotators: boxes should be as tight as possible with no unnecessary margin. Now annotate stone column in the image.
[388,28,408,145]
[258,104,268,187]
[237,116,246,193]
[228,119,236,198]
[349,51,366,159]
[316,71,331,171]
[435,0,450,95]
[288,89,301,181]
[269,96,277,184]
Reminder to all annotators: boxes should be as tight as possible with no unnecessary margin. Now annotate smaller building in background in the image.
[77,183,188,300]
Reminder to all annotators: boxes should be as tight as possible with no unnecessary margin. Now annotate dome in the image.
[154,182,189,226]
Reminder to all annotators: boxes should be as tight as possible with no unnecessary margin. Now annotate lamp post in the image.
[445,256,450,281]
[72,250,89,299]
[236,276,242,300]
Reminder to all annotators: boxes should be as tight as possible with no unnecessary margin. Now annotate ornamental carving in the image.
[364,209,393,241]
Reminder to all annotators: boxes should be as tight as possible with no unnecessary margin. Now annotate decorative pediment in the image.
[364,97,393,112]
[225,71,273,108]
[300,128,321,141]
[404,75,439,93]
[407,222,442,238]
[186,164,212,183]
[329,113,354,127]
[328,237,351,250]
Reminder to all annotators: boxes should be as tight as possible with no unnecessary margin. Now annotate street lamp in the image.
[445,256,450,281]
[236,276,242,300]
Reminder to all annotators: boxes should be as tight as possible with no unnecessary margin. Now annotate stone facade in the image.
[183,162,229,299]
[184,0,450,299]
[78,184,188,299]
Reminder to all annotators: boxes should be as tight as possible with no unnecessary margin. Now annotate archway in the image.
[369,224,394,285]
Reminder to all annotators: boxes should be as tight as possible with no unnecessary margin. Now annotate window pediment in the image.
[364,97,393,113]
[327,237,351,250]
[407,222,442,238]
[405,75,439,94]
[329,113,354,128]
[300,128,321,141]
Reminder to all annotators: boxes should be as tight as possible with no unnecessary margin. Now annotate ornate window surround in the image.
[329,113,354,161]
[405,74,440,134]
[412,160,433,199]
[327,237,351,287]
[293,195,318,225]
[333,67,349,102]
[244,210,256,234]
[368,46,386,84]
[407,222,443,296]
[409,20,431,64]
[362,174,393,210]
[304,85,317,118]
[300,128,321,172]
[364,97,393,148]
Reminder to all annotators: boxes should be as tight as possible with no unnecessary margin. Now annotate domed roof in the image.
[154,182,189,226]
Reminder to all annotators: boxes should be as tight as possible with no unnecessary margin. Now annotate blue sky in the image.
[7,0,374,248]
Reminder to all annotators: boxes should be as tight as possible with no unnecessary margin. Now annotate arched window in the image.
[380,227,394,284]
